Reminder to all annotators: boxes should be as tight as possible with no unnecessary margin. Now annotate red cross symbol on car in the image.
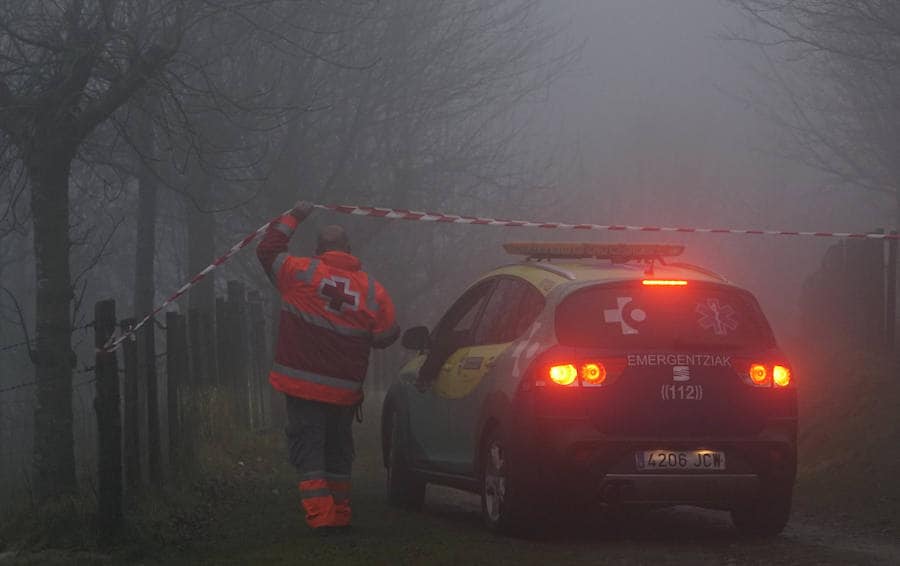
[318,276,360,313]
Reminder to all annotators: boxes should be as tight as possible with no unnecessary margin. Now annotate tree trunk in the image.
[94,299,122,540]
[134,108,161,486]
[0,258,4,461]
[27,147,76,501]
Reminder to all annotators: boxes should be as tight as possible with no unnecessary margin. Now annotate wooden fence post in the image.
[94,300,122,540]
[216,297,230,392]
[188,308,207,387]
[139,321,161,487]
[121,318,140,490]
[203,309,218,388]
[165,312,188,474]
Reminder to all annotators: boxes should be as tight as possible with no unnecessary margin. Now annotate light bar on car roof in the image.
[503,242,685,260]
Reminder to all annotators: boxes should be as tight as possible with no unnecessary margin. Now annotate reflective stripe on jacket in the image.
[257,213,399,405]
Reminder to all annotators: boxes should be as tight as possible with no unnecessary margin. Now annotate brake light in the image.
[749,364,767,385]
[773,365,791,387]
[734,359,793,388]
[642,279,688,286]
[581,363,607,385]
[548,364,578,386]
[545,358,623,387]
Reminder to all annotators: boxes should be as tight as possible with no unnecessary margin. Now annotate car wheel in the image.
[480,427,537,536]
[731,486,792,537]
[385,409,426,509]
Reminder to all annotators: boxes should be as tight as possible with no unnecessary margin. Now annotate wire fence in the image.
[0,281,288,518]
[0,321,96,354]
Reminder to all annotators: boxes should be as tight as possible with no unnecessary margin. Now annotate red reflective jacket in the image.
[257,213,399,405]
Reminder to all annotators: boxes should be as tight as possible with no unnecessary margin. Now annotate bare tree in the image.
[726,0,900,227]
[0,2,191,501]
[0,0,304,503]
[0,0,569,505]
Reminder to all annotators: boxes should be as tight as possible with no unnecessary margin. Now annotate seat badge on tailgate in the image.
[673,365,690,382]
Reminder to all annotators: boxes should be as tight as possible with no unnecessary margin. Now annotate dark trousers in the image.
[284,395,355,527]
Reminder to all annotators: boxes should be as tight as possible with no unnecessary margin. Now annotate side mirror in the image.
[402,326,430,351]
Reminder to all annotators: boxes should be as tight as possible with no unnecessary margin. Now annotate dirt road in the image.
[153,419,897,566]
[3,394,895,566]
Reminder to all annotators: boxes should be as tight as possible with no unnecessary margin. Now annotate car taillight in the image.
[773,365,791,387]
[734,359,793,388]
[749,364,767,385]
[545,358,624,387]
[581,363,607,385]
[548,364,578,386]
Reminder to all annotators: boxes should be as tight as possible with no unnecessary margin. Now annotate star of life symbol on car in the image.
[604,296,646,335]
[695,298,738,336]
[318,276,360,313]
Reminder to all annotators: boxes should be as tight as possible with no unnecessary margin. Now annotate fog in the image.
[532,0,890,336]
[0,0,896,560]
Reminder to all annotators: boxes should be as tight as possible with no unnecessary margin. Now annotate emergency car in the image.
[382,243,796,537]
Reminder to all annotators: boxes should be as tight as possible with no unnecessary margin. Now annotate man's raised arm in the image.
[257,201,314,283]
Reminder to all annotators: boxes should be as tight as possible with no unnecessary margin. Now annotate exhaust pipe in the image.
[602,482,621,503]
[601,480,635,504]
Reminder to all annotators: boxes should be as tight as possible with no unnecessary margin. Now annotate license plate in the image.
[635,450,726,471]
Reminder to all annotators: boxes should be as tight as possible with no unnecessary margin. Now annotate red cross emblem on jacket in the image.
[256,214,399,406]
[319,277,360,313]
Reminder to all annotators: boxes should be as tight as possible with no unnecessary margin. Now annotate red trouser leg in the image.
[327,477,352,527]
[286,395,355,528]
[323,401,355,527]
[298,478,336,528]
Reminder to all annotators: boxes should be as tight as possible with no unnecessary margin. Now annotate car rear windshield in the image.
[555,282,774,350]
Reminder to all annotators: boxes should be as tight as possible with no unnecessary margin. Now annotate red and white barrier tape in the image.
[102,209,292,353]
[317,204,900,239]
[101,202,899,352]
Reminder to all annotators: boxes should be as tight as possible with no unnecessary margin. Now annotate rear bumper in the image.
[599,473,759,506]
[511,417,796,508]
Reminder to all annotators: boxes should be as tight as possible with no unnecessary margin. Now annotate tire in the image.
[731,486,792,538]
[385,409,426,509]
[480,427,539,536]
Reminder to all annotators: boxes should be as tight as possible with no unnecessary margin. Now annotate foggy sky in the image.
[529,0,890,337]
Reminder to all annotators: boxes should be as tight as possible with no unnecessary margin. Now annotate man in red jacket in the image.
[257,201,399,531]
